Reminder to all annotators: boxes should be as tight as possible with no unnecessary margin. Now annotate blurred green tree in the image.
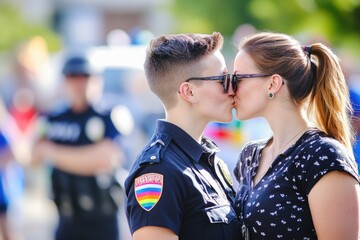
[171,0,360,55]
[0,3,61,52]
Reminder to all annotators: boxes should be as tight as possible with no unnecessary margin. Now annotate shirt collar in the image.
[154,120,219,162]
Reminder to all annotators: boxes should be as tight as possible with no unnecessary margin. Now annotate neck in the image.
[71,100,89,113]
[272,128,307,159]
[267,107,312,156]
[165,108,208,143]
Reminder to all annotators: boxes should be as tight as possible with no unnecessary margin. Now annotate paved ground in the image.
[6,167,131,240]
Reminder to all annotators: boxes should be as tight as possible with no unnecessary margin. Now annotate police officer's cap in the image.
[62,56,92,76]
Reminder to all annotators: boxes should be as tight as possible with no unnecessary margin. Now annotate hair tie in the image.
[303,45,312,57]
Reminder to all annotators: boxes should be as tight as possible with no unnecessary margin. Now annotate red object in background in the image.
[9,107,37,133]
[9,88,38,133]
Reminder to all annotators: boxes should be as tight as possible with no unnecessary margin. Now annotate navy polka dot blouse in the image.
[234,129,360,239]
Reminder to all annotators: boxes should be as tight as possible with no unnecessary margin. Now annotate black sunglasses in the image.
[185,74,231,93]
[231,73,272,92]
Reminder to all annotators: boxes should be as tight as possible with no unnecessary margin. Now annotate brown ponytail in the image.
[308,43,354,153]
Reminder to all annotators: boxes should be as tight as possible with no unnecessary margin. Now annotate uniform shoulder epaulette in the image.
[139,133,171,166]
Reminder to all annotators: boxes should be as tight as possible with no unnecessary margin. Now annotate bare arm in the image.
[32,139,123,175]
[309,171,360,240]
[133,226,178,240]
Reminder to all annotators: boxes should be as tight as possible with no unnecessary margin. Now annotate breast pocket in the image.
[205,204,237,224]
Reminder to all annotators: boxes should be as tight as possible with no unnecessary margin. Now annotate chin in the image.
[234,114,249,121]
[216,114,233,123]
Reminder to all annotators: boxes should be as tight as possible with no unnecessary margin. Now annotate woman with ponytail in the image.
[232,32,360,239]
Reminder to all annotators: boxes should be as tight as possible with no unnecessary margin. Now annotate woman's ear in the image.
[178,82,197,103]
[268,74,284,93]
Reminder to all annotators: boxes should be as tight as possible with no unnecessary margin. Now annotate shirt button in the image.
[150,156,156,160]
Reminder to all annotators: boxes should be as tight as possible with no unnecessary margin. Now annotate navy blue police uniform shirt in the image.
[125,120,241,240]
[45,105,121,146]
[44,104,122,240]
[234,129,360,240]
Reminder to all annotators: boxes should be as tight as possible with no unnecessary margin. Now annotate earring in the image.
[268,92,274,99]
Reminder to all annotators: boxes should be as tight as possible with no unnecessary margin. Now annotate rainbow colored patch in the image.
[134,173,163,211]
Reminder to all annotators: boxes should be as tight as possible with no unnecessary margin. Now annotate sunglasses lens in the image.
[232,75,238,92]
[223,75,229,92]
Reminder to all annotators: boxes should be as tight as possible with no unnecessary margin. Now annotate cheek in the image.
[204,92,227,106]
[234,85,266,117]
[199,84,226,100]
[235,84,255,101]
[200,89,230,115]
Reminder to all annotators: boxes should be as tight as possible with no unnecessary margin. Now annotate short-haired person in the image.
[125,32,241,240]
[32,56,124,240]
[232,31,360,239]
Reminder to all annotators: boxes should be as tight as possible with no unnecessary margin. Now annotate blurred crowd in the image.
[0,23,359,240]
[0,29,165,240]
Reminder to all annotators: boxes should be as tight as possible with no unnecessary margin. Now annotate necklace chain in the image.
[271,129,306,160]
[254,128,307,186]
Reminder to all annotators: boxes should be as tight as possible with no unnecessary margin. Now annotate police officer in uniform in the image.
[32,55,124,240]
[125,32,241,240]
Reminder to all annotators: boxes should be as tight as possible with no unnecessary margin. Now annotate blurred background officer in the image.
[31,55,124,240]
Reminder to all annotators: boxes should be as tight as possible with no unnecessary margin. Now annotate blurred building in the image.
[8,0,174,51]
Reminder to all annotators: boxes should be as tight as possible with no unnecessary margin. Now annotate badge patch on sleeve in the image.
[134,173,163,211]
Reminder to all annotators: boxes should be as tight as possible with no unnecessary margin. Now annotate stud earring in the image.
[268,92,274,99]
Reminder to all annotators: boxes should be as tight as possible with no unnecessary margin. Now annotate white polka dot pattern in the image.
[234,129,360,239]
